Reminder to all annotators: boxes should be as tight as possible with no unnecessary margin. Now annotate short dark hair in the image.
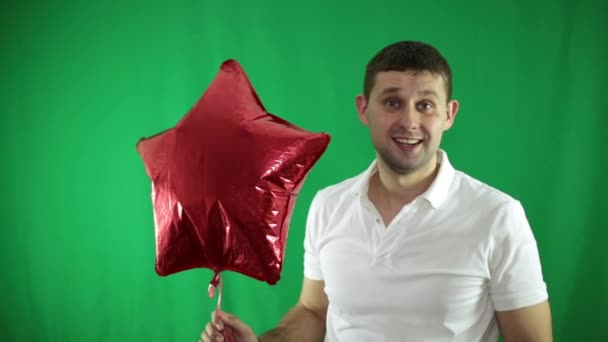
[364,41,452,100]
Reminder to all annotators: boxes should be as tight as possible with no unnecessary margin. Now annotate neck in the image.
[373,153,440,205]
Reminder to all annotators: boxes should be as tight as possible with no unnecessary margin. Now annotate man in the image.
[201,41,552,342]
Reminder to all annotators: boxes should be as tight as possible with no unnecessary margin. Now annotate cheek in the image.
[370,116,393,131]
[421,120,445,138]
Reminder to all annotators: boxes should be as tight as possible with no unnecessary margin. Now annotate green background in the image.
[1,0,607,340]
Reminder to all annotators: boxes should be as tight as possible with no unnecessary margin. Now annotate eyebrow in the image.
[378,87,441,99]
[378,87,402,96]
[418,89,440,99]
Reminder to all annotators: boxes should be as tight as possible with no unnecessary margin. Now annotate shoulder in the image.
[317,176,359,200]
[304,171,366,239]
[312,173,361,210]
[307,167,369,222]
[452,170,534,244]
[451,170,520,212]
[449,170,533,237]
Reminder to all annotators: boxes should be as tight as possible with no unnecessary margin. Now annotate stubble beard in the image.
[377,143,435,176]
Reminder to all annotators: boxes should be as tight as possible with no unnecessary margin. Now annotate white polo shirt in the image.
[304,150,548,342]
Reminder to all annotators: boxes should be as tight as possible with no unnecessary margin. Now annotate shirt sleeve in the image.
[489,200,549,311]
[303,191,324,281]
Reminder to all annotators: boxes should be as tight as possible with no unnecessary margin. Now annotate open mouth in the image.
[393,137,422,146]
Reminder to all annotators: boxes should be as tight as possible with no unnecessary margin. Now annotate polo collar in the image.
[349,150,455,209]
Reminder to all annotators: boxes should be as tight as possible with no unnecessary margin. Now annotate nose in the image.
[397,103,420,130]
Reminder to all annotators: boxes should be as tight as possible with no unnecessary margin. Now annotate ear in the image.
[443,99,459,131]
[355,95,369,126]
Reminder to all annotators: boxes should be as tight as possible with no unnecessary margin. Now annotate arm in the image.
[488,201,552,341]
[200,277,327,342]
[259,277,328,342]
[496,300,553,342]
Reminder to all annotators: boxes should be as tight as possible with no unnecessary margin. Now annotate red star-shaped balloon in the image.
[136,60,330,286]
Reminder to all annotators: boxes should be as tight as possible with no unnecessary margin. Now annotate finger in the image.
[211,310,224,330]
[201,328,224,342]
[218,313,253,336]
[200,329,210,342]
[205,322,223,339]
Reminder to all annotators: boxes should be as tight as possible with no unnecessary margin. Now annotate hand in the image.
[199,310,258,342]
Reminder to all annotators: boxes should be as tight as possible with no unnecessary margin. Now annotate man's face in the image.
[356,70,459,175]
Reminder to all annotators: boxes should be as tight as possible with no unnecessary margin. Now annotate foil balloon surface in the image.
[136,59,330,286]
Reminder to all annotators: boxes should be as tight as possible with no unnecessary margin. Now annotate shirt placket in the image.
[374,201,420,266]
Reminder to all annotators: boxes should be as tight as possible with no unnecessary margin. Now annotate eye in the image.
[385,98,401,109]
[417,101,434,112]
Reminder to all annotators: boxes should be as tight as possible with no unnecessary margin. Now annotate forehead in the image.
[371,70,447,99]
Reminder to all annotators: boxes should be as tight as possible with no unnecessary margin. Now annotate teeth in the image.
[395,138,421,145]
